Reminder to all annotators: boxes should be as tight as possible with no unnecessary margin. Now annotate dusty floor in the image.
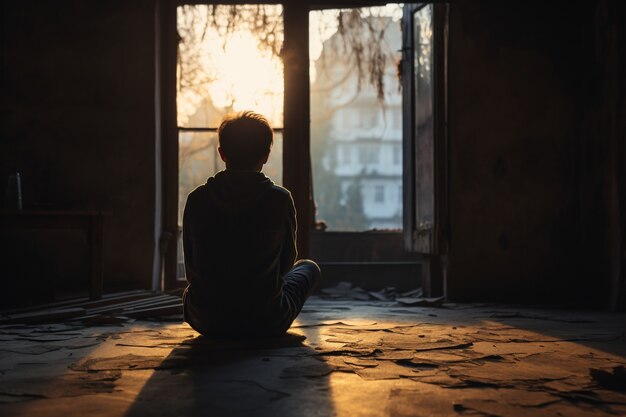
[0,297,625,417]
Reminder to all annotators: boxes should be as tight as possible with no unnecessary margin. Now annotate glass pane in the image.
[178,131,283,224]
[176,5,284,128]
[310,5,404,232]
[263,131,283,186]
[178,131,221,223]
[414,5,434,230]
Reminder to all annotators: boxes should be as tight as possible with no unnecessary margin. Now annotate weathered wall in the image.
[446,1,588,303]
[0,0,158,296]
[578,0,626,311]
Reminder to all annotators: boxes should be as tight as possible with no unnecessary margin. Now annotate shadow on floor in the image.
[123,332,335,417]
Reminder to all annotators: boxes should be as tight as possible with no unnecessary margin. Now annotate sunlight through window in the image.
[176,5,284,128]
[310,5,404,232]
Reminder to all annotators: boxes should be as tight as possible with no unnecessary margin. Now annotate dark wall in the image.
[577,0,626,310]
[0,0,158,295]
[447,0,585,304]
[446,0,625,308]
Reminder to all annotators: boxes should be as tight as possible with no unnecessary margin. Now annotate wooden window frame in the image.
[157,0,440,290]
[159,1,312,290]
[401,2,449,296]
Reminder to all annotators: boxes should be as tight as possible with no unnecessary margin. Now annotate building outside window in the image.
[340,144,352,164]
[393,145,401,165]
[361,109,378,129]
[374,184,385,203]
[310,6,403,231]
[358,145,379,164]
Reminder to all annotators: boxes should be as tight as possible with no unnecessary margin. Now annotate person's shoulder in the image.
[188,183,208,199]
[185,183,211,207]
[268,183,292,200]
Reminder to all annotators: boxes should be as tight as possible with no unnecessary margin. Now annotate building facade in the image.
[311,15,403,231]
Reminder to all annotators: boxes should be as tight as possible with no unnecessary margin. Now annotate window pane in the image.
[264,131,283,186]
[374,185,385,203]
[310,5,403,231]
[176,5,284,128]
[178,131,221,223]
[414,5,434,229]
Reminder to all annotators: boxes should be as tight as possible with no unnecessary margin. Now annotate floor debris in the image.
[320,282,428,304]
[0,291,183,325]
[0,296,624,416]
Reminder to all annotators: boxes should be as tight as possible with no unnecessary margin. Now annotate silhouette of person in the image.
[182,111,320,338]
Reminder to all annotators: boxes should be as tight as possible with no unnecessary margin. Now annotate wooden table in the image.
[0,211,105,300]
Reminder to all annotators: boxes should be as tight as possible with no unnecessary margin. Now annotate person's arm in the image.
[280,193,297,275]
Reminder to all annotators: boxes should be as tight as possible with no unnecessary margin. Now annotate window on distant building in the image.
[340,144,352,164]
[362,109,377,129]
[358,145,378,164]
[393,111,402,129]
[341,110,351,129]
[374,185,385,203]
[393,145,401,165]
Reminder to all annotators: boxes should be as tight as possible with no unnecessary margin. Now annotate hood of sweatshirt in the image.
[205,169,275,212]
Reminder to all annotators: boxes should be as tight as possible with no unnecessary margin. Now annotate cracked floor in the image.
[0,297,625,416]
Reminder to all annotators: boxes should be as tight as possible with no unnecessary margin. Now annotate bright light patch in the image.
[177,5,284,127]
[208,32,284,124]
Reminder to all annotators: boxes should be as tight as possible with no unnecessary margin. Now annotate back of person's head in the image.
[218,111,273,170]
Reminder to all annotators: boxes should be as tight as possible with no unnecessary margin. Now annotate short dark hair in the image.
[218,111,273,169]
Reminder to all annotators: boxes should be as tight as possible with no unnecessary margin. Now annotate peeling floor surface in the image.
[0,297,625,417]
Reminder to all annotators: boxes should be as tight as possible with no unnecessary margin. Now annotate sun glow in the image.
[177,6,284,127]
[208,32,284,125]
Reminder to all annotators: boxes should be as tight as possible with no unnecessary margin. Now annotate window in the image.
[401,2,448,257]
[339,144,351,164]
[358,145,379,164]
[393,111,402,129]
[393,145,401,165]
[413,4,434,227]
[361,109,378,129]
[310,5,403,232]
[374,185,385,203]
[163,2,446,288]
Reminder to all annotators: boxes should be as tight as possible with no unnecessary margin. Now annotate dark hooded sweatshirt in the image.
[182,170,297,336]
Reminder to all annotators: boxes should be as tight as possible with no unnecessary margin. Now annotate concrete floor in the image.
[0,297,625,417]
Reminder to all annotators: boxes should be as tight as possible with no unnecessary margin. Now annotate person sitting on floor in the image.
[182,110,320,338]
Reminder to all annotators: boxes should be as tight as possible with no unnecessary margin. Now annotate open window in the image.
[307,5,420,290]
[160,2,448,293]
[401,3,449,296]
[308,3,448,292]
[310,5,404,233]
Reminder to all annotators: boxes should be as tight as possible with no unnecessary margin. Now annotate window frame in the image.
[160,1,312,290]
[401,2,449,296]
[159,1,445,289]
